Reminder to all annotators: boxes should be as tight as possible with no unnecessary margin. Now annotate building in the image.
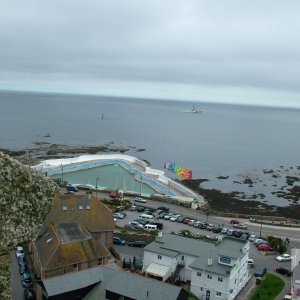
[41,194,115,248]
[143,233,250,300]
[31,194,115,298]
[40,266,188,300]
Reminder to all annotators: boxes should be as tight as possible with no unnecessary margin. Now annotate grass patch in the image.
[251,273,285,300]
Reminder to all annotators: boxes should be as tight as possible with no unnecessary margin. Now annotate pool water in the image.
[51,164,157,196]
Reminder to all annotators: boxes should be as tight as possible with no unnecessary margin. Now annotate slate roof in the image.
[144,234,248,277]
[42,266,186,300]
[35,223,110,269]
[43,194,115,233]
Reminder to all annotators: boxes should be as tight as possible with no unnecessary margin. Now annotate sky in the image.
[1,0,300,108]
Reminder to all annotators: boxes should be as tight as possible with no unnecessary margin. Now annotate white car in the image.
[276,254,292,262]
[233,223,247,229]
[15,246,24,258]
[170,215,181,222]
[221,228,228,234]
[248,234,257,242]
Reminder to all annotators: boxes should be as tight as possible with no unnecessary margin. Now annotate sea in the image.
[1,90,300,206]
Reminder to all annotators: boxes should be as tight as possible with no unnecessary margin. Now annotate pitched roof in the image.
[35,223,110,269]
[42,266,186,300]
[44,194,115,233]
[144,234,248,277]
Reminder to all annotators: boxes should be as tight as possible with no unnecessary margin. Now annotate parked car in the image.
[206,224,215,231]
[221,228,228,234]
[129,205,137,211]
[19,262,28,275]
[227,229,235,236]
[199,222,208,229]
[213,226,222,233]
[182,217,191,224]
[151,222,163,230]
[247,258,254,268]
[67,184,78,192]
[233,230,243,238]
[128,221,144,228]
[230,219,240,224]
[275,267,292,277]
[233,223,247,229]
[193,221,201,228]
[170,215,181,222]
[248,234,258,242]
[22,272,33,288]
[254,267,267,277]
[136,206,145,212]
[24,288,35,300]
[188,220,196,226]
[128,240,146,248]
[258,244,274,251]
[15,246,24,258]
[176,216,184,223]
[113,212,125,219]
[164,213,173,220]
[123,257,131,269]
[254,239,268,246]
[135,197,147,203]
[113,237,125,246]
[157,206,169,212]
[133,256,143,270]
[276,254,292,262]
[18,255,26,266]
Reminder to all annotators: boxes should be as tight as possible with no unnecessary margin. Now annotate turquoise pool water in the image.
[51,164,157,196]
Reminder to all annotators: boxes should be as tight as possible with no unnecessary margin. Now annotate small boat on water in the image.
[183,105,202,114]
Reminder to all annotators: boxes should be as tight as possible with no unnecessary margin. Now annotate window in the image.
[200,287,203,291]
[158,255,162,260]
[207,274,212,279]
[197,272,201,277]
[216,291,222,296]
[98,258,103,265]
[181,255,184,261]
[218,277,223,282]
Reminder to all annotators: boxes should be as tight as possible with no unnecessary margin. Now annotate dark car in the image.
[176,216,184,223]
[24,288,35,300]
[67,185,78,192]
[133,256,143,270]
[22,272,33,288]
[136,206,145,212]
[128,240,146,248]
[157,206,169,212]
[183,217,191,224]
[230,219,240,224]
[151,222,163,230]
[18,255,26,266]
[123,257,131,269]
[113,237,125,245]
[19,262,28,275]
[255,267,267,277]
[233,230,243,238]
[275,267,291,277]
[213,226,222,233]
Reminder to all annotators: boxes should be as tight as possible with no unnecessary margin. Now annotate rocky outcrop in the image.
[0,152,58,300]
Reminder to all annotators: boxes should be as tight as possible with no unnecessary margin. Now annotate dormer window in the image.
[79,205,83,210]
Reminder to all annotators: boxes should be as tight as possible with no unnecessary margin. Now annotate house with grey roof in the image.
[40,265,188,300]
[143,233,250,300]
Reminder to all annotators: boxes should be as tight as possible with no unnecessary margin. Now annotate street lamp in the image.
[259,215,263,238]
[96,177,100,199]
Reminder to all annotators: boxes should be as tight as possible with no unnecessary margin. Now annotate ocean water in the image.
[1,90,300,205]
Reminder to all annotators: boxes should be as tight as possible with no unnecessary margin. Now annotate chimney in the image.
[207,257,213,266]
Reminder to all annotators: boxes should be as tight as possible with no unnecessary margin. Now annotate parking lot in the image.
[114,206,293,280]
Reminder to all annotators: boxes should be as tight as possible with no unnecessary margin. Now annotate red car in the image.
[258,244,273,251]
[183,217,191,224]
[230,219,240,224]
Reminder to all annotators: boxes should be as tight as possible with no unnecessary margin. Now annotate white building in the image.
[143,233,250,300]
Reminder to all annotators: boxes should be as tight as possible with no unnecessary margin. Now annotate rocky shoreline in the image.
[1,142,299,220]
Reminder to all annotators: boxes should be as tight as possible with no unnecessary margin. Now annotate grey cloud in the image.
[1,0,300,107]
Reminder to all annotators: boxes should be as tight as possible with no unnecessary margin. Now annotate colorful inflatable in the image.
[164,162,192,180]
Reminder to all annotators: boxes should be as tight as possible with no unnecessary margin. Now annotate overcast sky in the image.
[1,0,300,107]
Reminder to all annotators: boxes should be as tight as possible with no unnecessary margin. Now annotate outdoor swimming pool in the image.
[51,164,157,196]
